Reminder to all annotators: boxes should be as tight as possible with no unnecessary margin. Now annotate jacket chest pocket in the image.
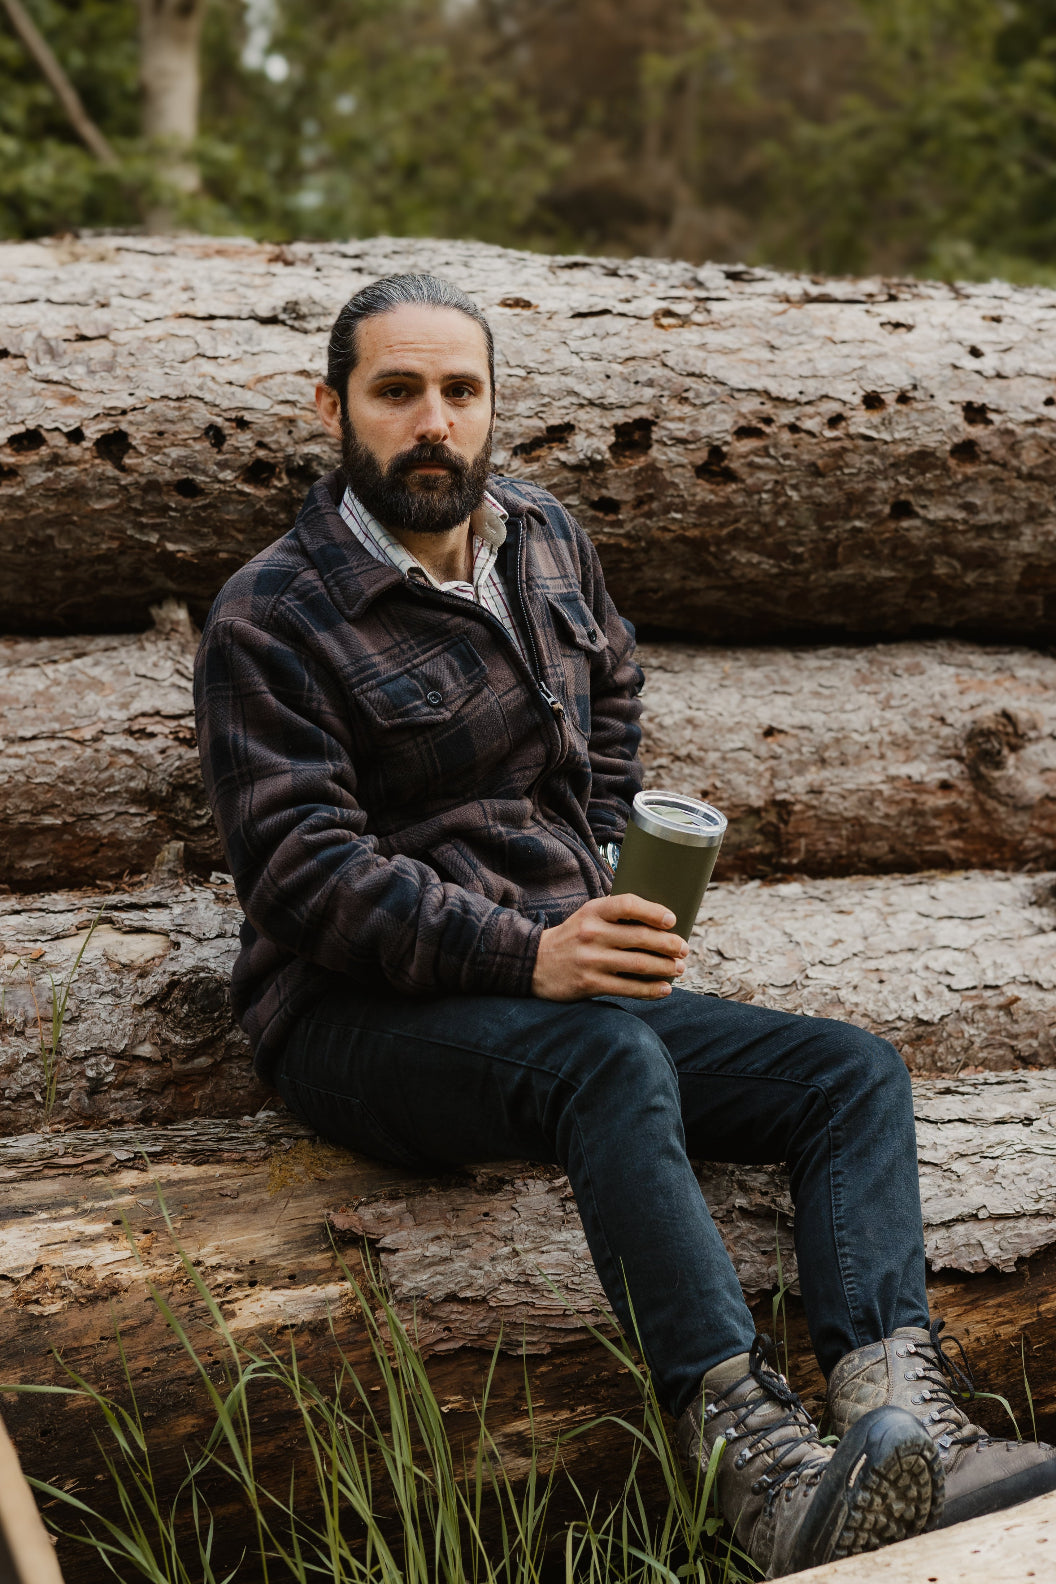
[351,636,511,801]
[545,592,609,740]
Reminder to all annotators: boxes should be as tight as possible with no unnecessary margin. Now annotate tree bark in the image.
[1,1105,1054,1584]
[637,638,1056,877]
[0,602,221,889]
[0,870,1051,1136]
[138,0,205,229]
[2,236,1056,638]
[0,881,266,1133]
[4,622,1054,889]
[688,869,1056,1075]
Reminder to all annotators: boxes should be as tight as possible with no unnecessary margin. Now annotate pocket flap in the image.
[353,636,488,727]
[546,592,609,653]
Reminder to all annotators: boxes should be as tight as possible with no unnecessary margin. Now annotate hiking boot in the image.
[827,1321,1056,1528]
[676,1336,942,1578]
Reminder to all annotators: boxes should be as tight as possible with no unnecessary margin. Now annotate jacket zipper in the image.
[398,517,607,877]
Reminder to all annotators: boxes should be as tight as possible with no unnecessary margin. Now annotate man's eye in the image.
[382,385,408,400]
[448,384,474,400]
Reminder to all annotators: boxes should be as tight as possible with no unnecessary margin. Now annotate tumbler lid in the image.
[629,791,727,848]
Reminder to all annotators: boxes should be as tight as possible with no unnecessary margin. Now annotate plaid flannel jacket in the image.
[194,467,644,1078]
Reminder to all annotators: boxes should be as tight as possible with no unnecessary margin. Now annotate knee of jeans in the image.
[564,1004,679,1107]
[825,1023,910,1104]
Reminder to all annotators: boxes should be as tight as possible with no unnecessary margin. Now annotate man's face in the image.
[315,304,494,535]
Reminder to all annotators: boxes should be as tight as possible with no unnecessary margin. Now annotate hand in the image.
[531,893,688,1001]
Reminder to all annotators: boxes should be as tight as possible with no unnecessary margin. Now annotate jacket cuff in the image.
[467,908,542,998]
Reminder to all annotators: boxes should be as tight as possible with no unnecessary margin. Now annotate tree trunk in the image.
[0,881,266,1133]
[3,236,1056,638]
[4,621,1054,889]
[2,1106,1054,1584]
[688,869,1056,1075]
[138,0,205,230]
[638,638,1056,877]
[0,602,221,889]
[0,871,1051,1135]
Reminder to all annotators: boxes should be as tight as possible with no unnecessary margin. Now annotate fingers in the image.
[594,892,676,931]
[590,969,676,999]
[588,921,687,959]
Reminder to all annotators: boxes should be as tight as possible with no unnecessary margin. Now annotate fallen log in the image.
[637,638,1056,877]
[0,602,221,889]
[1,1098,1054,1584]
[687,868,1056,1074]
[0,880,266,1132]
[3,235,1056,639]
[0,869,1051,1135]
[4,618,1055,888]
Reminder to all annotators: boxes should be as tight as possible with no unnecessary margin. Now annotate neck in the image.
[392,518,473,583]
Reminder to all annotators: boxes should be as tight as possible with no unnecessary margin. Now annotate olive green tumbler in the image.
[610,790,727,943]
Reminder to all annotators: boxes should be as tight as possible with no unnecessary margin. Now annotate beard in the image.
[340,413,492,536]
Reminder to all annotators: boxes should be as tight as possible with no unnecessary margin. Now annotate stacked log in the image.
[4,617,1055,887]
[2,237,1056,1579]
[3,235,1056,641]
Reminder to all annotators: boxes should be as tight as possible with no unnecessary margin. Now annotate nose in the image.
[415,389,449,446]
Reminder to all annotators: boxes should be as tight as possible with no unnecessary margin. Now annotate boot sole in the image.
[786,1406,944,1573]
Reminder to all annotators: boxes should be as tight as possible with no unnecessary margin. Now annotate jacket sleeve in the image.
[575,527,645,846]
[194,614,542,998]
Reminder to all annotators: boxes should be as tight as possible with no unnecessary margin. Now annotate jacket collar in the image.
[292,467,541,622]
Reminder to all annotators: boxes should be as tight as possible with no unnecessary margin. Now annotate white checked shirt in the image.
[338,484,530,664]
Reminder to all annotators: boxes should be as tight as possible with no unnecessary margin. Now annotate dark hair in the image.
[326,273,495,411]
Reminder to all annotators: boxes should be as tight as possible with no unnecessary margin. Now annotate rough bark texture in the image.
[686,868,1056,1075]
[0,601,221,888]
[3,234,1056,638]
[2,1109,1054,1584]
[5,621,1055,889]
[0,869,1051,1135]
[0,880,265,1133]
[637,638,1056,877]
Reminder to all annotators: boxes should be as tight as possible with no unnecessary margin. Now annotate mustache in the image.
[390,441,468,480]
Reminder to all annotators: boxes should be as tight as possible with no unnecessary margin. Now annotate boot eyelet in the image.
[911,1394,923,1404]
[895,1346,907,1357]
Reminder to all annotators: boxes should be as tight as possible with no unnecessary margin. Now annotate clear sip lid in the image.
[629,790,728,848]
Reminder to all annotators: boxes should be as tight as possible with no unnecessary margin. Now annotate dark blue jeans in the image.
[276,985,929,1417]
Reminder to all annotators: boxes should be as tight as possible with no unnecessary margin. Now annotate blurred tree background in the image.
[2,0,1056,282]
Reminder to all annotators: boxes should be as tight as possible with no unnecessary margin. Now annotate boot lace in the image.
[895,1319,985,1453]
[705,1335,829,1501]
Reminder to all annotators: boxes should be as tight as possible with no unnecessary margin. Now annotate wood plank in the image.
[776,1487,1056,1582]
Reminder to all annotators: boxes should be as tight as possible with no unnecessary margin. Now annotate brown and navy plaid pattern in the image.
[337,484,530,664]
[194,468,644,1078]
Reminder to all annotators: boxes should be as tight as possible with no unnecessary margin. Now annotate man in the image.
[194,273,1056,1578]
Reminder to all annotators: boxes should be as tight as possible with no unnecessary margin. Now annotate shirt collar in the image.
[339,484,507,587]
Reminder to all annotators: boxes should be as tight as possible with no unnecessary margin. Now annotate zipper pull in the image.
[538,680,565,718]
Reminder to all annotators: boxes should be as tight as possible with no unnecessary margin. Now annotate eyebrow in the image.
[369,368,487,384]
